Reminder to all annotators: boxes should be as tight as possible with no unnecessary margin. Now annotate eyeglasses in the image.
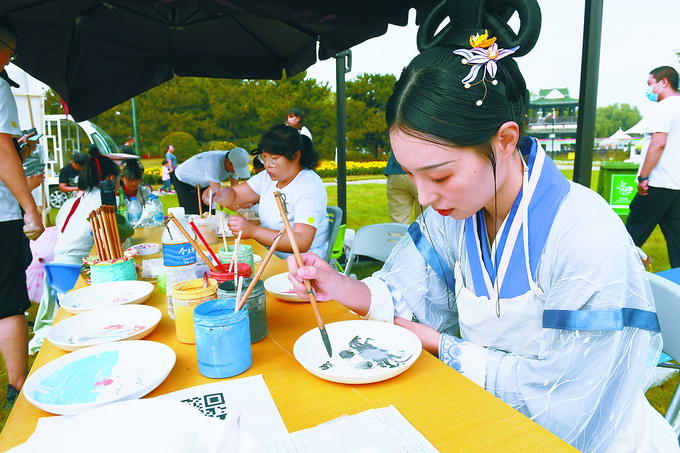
[257,153,281,168]
[0,38,17,61]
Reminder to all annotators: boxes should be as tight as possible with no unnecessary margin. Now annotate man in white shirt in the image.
[174,147,250,215]
[627,65,680,267]
[0,17,45,410]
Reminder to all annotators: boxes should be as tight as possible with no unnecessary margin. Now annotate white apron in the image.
[451,151,665,452]
[455,151,545,356]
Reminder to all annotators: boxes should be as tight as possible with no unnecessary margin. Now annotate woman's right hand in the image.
[287,253,345,302]
[203,186,232,207]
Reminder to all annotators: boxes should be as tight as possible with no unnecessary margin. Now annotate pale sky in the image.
[306,0,680,118]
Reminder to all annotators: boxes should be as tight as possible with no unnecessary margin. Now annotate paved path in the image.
[324,179,385,187]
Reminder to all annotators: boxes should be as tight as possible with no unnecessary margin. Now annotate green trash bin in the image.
[596,162,639,223]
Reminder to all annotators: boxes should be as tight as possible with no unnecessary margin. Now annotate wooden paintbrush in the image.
[273,191,332,357]
[235,228,285,311]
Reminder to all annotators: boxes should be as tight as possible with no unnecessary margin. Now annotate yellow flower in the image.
[469,30,496,49]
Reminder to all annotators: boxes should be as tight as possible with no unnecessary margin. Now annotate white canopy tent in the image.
[626,119,647,136]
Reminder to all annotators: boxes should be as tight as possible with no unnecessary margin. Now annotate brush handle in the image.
[189,220,221,265]
[235,228,285,311]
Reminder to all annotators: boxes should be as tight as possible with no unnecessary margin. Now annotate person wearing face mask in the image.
[283,1,679,451]
[626,66,680,268]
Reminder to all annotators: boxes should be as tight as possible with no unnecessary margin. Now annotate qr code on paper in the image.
[181,392,229,420]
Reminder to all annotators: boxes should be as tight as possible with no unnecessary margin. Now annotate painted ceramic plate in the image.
[60,281,155,314]
[264,272,306,302]
[47,305,163,351]
[23,340,176,415]
[293,320,422,384]
[131,242,160,255]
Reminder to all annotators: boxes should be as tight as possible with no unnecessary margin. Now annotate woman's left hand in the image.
[394,317,441,355]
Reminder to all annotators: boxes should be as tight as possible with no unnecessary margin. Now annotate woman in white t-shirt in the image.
[31,147,122,353]
[208,124,329,258]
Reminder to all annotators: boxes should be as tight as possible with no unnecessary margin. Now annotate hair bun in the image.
[87,144,101,157]
[417,0,541,57]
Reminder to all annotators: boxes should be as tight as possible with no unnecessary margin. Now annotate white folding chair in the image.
[646,271,680,436]
[343,223,408,276]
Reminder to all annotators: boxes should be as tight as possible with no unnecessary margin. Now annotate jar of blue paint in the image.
[193,298,252,379]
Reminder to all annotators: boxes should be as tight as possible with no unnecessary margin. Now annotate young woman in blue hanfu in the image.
[285,0,679,451]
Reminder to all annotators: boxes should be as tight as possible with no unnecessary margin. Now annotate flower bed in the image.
[142,160,387,185]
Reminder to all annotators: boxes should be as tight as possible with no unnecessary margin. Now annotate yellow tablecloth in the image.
[0,226,576,451]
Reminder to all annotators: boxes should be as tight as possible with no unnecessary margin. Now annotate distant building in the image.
[526,88,578,155]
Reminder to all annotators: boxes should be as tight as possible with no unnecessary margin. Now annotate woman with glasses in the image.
[207,124,329,258]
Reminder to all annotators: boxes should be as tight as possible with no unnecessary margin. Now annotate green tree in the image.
[595,103,642,138]
[160,132,199,163]
[346,73,396,158]
[42,71,394,162]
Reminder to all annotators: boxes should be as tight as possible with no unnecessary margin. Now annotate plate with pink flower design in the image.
[48,305,162,351]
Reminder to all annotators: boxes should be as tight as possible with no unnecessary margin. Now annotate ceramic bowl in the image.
[23,340,176,415]
[60,281,154,314]
[293,320,422,384]
[47,305,162,351]
[131,243,160,255]
[264,272,306,302]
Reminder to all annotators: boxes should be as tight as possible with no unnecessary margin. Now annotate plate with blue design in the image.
[23,340,175,415]
[293,320,422,384]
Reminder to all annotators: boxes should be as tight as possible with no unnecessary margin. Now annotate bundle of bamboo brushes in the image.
[89,206,124,260]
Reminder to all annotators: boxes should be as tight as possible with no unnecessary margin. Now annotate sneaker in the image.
[5,384,19,411]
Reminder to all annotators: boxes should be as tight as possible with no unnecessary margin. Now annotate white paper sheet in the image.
[155,374,289,445]
[266,405,438,453]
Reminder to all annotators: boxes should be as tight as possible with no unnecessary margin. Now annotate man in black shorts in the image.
[0,17,45,410]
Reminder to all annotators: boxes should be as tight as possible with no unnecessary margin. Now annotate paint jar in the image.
[194,298,252,379]
[191,216,219,244]
[90,257,137,285]
[218,245,255,275]
[172,278,218,344]
[209,263,252,284]
[217,278,267,343]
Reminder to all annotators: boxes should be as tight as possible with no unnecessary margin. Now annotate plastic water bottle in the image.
[127,196,143,226]
[145,194,165,227]
[162,207,197,319]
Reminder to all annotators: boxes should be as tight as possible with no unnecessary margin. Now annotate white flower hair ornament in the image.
[453,30,519,106]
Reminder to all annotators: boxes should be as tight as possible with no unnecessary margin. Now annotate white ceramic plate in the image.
[131,242,160,255]
[293,320,422,384]
[23,340,176,415]
[60,281,155,314]
[47,305,163,351]
[264,272,306,302]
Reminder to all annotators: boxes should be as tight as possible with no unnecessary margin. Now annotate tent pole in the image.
[334,50,351,224]
[573,0,603,187]
[131,97,141,157]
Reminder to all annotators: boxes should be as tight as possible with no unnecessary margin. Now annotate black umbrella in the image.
[2,0,436,121]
